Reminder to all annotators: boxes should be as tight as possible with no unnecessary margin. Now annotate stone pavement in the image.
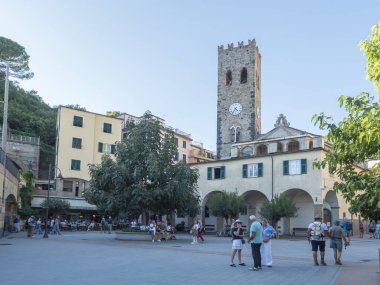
[0,231,379,285]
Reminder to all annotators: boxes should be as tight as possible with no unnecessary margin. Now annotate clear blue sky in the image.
[1,1,379,150]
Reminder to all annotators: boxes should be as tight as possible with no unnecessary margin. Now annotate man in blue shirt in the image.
[247,215,263,271]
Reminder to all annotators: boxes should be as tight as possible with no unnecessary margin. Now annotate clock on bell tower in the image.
[216,40,262,159]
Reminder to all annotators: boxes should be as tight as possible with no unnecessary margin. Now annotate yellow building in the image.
[32,106,122,213]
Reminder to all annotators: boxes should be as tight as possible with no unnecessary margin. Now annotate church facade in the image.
[190,40,357,234]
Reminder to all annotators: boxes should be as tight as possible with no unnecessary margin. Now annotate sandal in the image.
[239,263,246,266]
[230,264,236,267]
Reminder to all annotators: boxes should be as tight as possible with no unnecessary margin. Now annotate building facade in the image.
[32,106,123,214]
[217,40,261,159]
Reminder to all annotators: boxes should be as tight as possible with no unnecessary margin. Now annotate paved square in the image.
[0,232,379,285]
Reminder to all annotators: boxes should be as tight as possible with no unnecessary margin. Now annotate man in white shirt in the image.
[307,215,329,266]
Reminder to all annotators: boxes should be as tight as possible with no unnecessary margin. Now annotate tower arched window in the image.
[240,67,247,84]
[288,141,300,152]
[230,126,241,143]
[226,70,232,85]
[256,144,267,155]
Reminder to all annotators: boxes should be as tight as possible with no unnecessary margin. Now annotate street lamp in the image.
[43,162,63,238]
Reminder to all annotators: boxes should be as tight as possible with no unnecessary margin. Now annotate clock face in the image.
[229,103,242,115]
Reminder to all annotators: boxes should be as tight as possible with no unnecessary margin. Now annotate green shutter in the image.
[283,160,289,175]
[220,166,225,179]
[207,167,212,180]
[111,144,116,154]
[301,159,307,174]
[242,164,247,178]
[258,163,263,177]
[98,142,103,153]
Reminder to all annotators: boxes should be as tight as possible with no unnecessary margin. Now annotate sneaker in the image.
[320,261,327,266]
[230,264,236,267]
[249,267,259,271]
[267,265,272,268]
[238,263,246,266]
[152,240,155,242]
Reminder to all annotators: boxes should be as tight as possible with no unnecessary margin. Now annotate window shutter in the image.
[98,142,103,153]
[301,159,307,174]
[242,164,247,178]
[220,166,225,179]
[258,163,263,177]
[207,167,212,180]
[111,144,116,154]
[283,160,289,175]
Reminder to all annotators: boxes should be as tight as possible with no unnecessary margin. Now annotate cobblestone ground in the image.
[0,231,379,285]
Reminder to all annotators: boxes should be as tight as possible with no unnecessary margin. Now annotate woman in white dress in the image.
[260,218,277,267]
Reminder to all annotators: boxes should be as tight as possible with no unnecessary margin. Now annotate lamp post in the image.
[43,163,63,238]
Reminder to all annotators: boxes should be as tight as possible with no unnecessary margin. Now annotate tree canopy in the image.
[0,36,33,79]
[258,194,298,227]
[83,112,200,218]
[312,21,380,220]
[207,191,245,224]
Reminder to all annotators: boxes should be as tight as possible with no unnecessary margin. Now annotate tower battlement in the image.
[218,39,257,51]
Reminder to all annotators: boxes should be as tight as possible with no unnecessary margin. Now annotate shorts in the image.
[232,239,242,250]
[311,240,325,252]
[330,238,343,251]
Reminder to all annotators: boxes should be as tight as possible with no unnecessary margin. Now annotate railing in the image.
[0,148,20,177]
[0,132,40,145]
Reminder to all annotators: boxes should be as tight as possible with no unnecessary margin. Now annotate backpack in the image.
[310,222,322,238]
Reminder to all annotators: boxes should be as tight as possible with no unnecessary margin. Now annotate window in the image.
[174,152,179,161]
[175,138,179,146]
[182,154,187,163]
[230,126,241,143]
[98,142,116,154]
[207,166,225,180]
[72,137,82,149]
[242,146,253,156]
[183,141,186,148]
[71,159,81,171]
[288,141,300,152]
[226,70,232,85]
[242,163,263,178]
[73,116,83,127]
[283,159,307,175]
[103,123,112,133]
[240,67,247,83]
[256,144,268,155]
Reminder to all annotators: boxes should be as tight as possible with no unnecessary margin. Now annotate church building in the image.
[191,40,358,235]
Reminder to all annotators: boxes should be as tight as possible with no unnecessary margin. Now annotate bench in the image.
[204,224,216,232]
[292,227,308,236]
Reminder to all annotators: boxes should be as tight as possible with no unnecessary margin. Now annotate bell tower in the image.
[216,39,262,159]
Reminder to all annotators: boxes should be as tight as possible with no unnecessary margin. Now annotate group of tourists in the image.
[148,220,176,242]
[229,215,277,270]
[190,219,204,244]
[25,215,62,237]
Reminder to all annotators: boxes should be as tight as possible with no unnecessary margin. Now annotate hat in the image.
[314,215,322,220]
[249,215,256,221]
[235,219,242,224]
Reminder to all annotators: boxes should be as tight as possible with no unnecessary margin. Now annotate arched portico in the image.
[280,189,314,235]
[324,190,339,224]
[201,190,224,231]
[4,194,17,232]
[241,190,268,230]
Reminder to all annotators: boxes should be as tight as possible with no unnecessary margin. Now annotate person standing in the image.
[230,220,245,267]
[101,216,107,233]
[307,215,329,266]
[191,219,199,244]
[359,221,364,238]
[376,220,380,239]
[27,216,35,237]
[107,216,112,234]
[247,215,263,271]
[34,217,43,235]
[260,218,277,267]
[13,215,20,233]
[328,220,348,265]
[369,220,376,238]
[149,220,157,242]
[197,220,204,243]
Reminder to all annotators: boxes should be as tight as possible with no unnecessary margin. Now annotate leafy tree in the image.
[106,110,122,117]
[0,36,33,79]
[62,104,86,111]
[40,198,70,216]
[312,22,380,220]
[84,111,200,218]
[207,191,245,224]
[259,193,298,227]
[360,21,380,91]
